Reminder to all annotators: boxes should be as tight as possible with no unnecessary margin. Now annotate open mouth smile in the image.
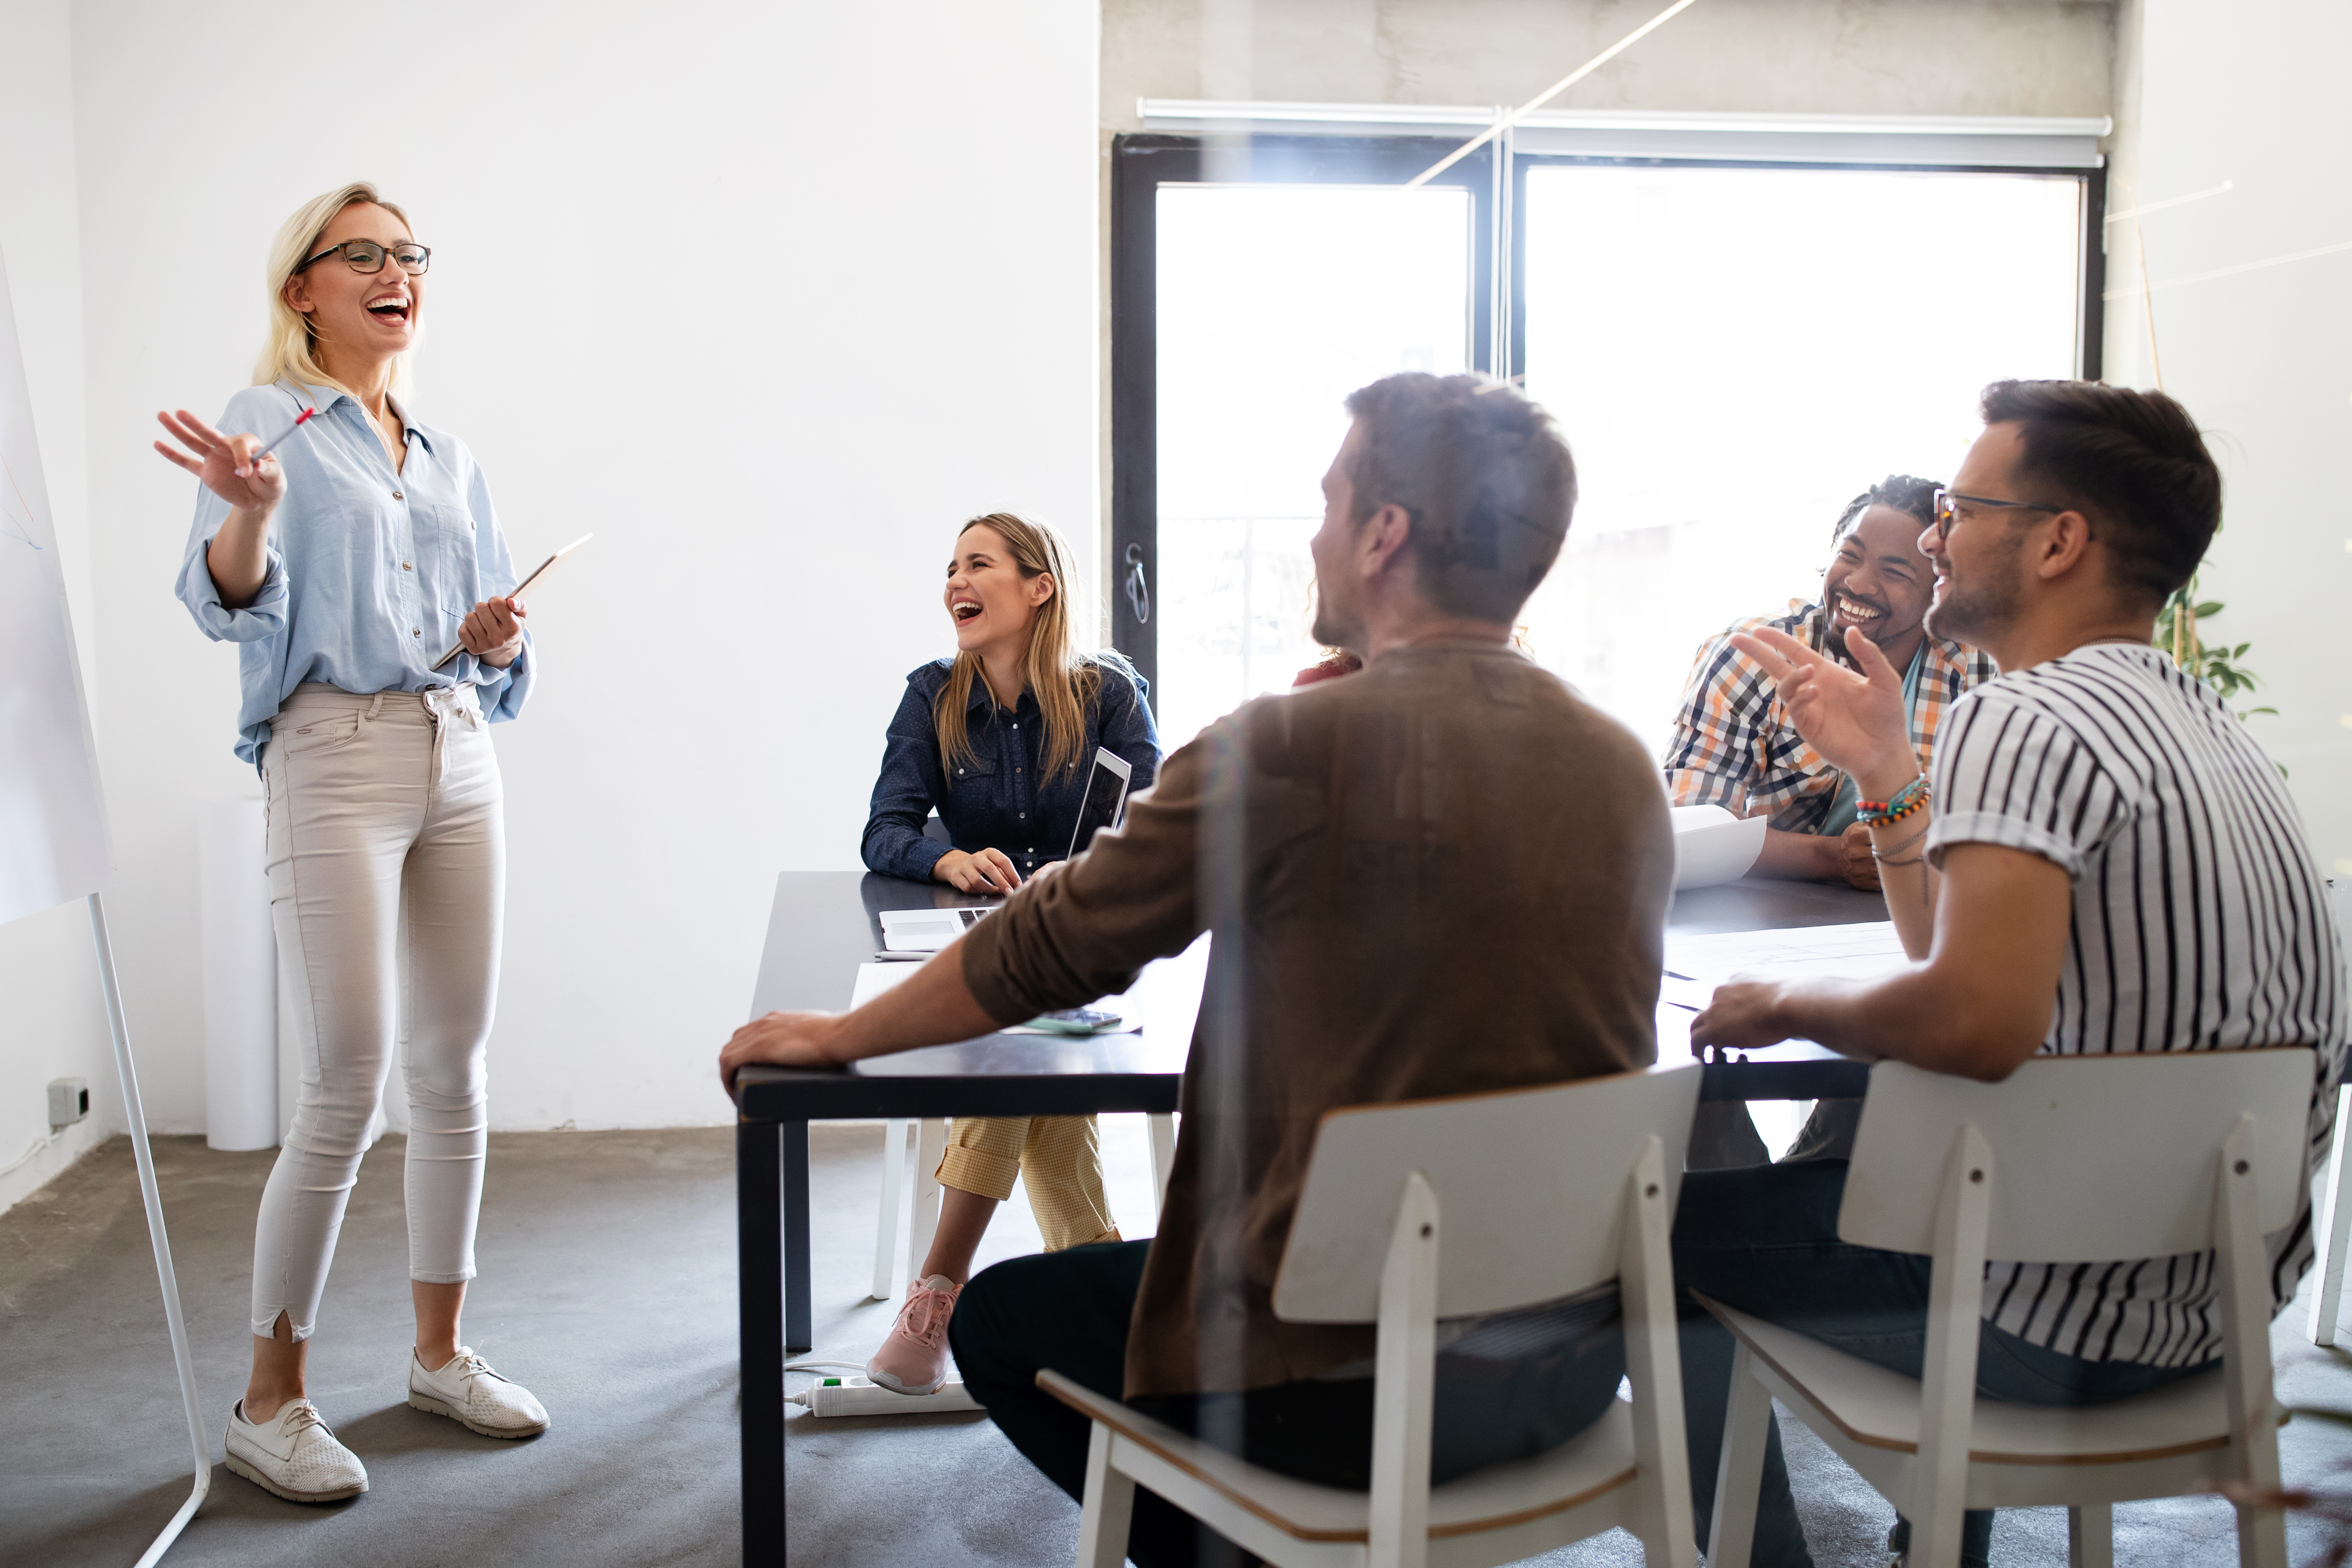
[951,598,983,624]
[1831,592,1884,624]
[366,294,411,323]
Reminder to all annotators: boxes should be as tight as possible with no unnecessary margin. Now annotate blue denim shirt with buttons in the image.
[861,653,1161,882]
[174,378,534,764]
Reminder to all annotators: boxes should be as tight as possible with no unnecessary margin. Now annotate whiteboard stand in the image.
[88,892,212,1565]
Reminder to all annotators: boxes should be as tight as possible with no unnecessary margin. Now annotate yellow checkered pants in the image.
[936,1115,1117,1251]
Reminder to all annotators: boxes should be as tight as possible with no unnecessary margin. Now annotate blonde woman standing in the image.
[858,512,1161,1394]
[158,183,548,1504]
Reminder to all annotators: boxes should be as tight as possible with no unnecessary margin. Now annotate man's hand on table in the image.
[1835,823,1882,891]
[722,1011,846,1095]
[1690,978,1795,1055]
[719,938,1008,1101]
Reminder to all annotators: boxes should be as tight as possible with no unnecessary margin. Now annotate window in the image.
[1515,163,2086,751]
[1109,136,1495,741]
[1114,127,2100,751]
[1153,183,1474,745]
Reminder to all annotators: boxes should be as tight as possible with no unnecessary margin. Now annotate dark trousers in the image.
[1672,1161,2212,1567]
[951,1240,1627,1568]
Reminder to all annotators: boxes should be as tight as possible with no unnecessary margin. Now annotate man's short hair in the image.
[1342,373,1577,622]
[1978,379,2221,607]
[1831,474,1941,543]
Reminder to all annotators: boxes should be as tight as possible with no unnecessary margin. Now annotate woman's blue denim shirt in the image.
[173,379,534,764]
[862,653,1161,882]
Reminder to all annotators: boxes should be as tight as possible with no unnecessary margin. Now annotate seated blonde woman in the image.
[857,512,1160,1393]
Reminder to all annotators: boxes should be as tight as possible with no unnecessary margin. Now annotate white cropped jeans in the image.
[251,683,504,1340]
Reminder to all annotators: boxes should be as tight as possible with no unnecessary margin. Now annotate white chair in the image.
[1701,1049,2314,1568]
[1039,1065,1704,1568]
[870,1114,1179,1301]
[2297,878,2352,1346]
[2304,1084,2352,1346]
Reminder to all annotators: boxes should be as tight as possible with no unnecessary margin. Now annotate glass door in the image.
[1109,136,1492,744]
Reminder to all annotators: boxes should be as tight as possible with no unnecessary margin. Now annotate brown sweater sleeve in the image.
[959,731,1211,1025]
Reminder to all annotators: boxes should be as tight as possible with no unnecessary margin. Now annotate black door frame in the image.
[1108,134,1499,696]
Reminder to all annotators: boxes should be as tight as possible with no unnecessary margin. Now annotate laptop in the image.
[877,749,1136,952]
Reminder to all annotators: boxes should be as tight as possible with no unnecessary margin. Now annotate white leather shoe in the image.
[407,1346,551,1438]
[224,1398,369,1503]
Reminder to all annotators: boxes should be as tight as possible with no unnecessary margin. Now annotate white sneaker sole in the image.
[224,1450,367,1504]
[864,1366,949,1396]
[407,1389,550,1439]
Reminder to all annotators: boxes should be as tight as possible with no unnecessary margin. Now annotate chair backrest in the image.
[1272,1064,1701,1324]
[1839,1049,2315,1261]
[922,813,952,846]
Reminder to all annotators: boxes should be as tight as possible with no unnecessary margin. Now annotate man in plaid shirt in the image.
[1664,476,1995,892]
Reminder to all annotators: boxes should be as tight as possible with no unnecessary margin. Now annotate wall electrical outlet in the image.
[48,1078,89,1129]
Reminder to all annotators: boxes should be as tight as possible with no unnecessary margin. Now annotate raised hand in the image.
[1728,623,1918,797]
[153,409,287,514]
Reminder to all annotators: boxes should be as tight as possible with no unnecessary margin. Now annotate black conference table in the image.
[731,869,1887,1563]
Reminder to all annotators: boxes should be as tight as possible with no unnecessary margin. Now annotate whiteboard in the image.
[0,244,111,925]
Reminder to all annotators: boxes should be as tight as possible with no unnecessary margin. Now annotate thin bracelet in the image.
[1870,822,1931,862]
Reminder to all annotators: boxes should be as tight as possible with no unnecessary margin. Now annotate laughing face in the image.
[944,522,1053,663]
[284,201,419,362]
[1823,504,1935,656]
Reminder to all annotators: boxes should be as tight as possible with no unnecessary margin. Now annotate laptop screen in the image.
[1066,748,1133,860]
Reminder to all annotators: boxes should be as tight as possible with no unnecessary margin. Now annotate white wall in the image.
[0,0,116,1211]
[1103,0,2118,124]
[66,0,1101,1132]
[2101,0,2352,870]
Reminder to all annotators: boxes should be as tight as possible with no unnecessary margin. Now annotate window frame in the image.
[1109,133,2105,700]
[1504,150,2107,384]
[1109,134,1500,695]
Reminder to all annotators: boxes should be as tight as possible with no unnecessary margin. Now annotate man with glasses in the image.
[1668,380,2346,1568]
[1668,477,1995,1169]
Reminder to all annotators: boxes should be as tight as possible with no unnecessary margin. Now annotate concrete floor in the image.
[6,1125,2352,1567]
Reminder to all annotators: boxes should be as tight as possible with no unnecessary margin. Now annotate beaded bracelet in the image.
[1856,775,1929,828]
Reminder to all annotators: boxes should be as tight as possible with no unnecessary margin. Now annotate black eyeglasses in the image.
[1931,487,2065,542]
[294,239,432,276]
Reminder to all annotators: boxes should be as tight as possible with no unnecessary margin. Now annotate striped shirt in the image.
[1664,602,1996,831]
[1928,642,2348,1367]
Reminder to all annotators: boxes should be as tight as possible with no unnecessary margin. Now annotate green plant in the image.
[2155,574,2276,718]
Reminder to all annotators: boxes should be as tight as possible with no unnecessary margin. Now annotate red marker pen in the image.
[251,405,317,463]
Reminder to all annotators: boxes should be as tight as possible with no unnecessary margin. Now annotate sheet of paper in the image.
[1669,804,1768,891]
[1660,921,1909,1009]
[846,959,1146,1035]
[850,960,919,1009]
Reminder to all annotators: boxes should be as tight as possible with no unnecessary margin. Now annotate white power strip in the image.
[788,1375,983,1417]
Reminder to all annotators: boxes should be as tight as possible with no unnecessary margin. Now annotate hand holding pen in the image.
[152,407,307,514]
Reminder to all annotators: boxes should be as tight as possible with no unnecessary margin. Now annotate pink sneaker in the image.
[866,1274,961,1394]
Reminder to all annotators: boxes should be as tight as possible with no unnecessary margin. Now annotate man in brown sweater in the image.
[723,372,1674,1567]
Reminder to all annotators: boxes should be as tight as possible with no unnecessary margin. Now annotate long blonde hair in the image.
[252,182,414,395]
[934,513,1104,782]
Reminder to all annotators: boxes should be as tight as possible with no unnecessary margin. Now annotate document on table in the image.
[1660,922,1910,1012]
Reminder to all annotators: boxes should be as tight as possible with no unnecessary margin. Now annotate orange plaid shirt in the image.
[1662,600,1996,832]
